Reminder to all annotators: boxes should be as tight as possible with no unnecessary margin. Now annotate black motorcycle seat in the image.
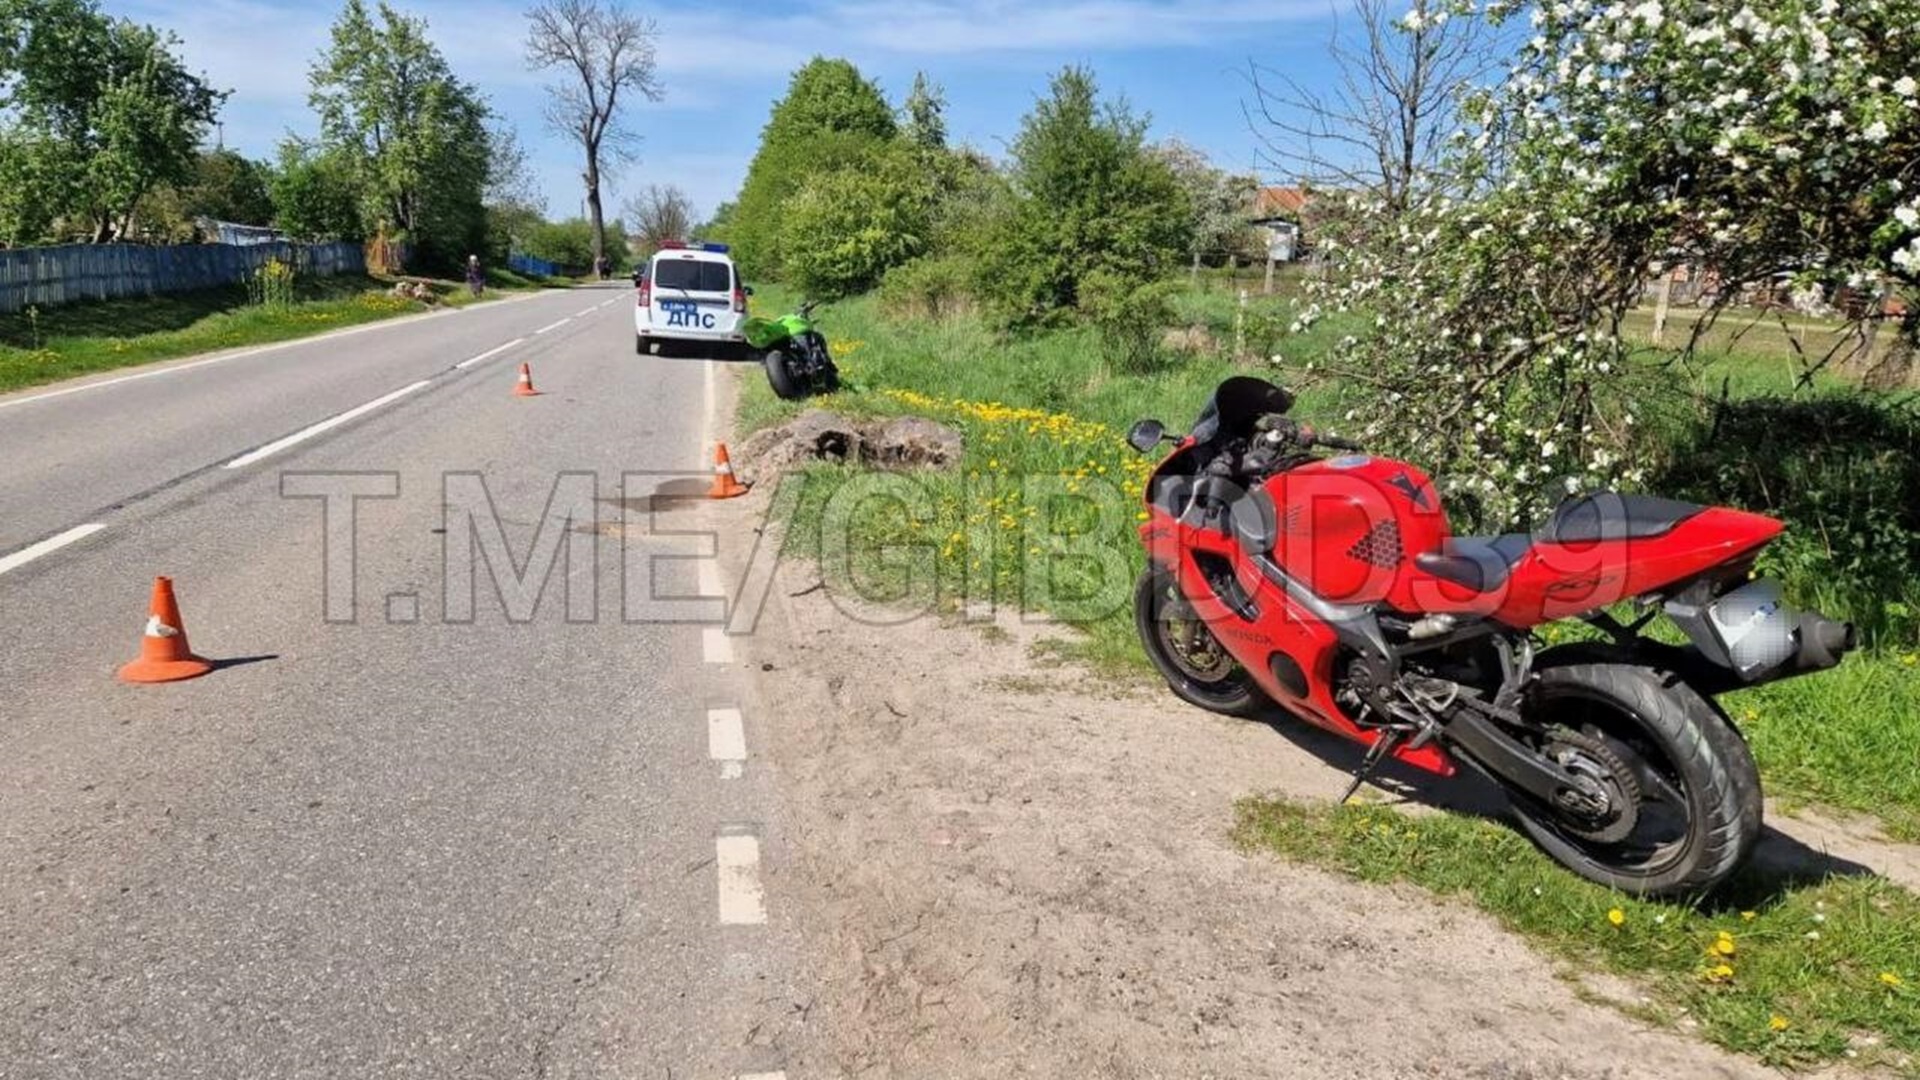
[1542,492,1703,545]
[1414,533,1535,593]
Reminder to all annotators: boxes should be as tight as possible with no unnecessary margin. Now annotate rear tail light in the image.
[732,286,746,313]
[637,278,651,307]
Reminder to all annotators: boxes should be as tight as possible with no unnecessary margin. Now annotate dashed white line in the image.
[698,556,725,601]
[0,523,106,578]
[574,305,597,317]
[534,317,572,335]
[715,834,768,925]
[222,380,432,469]
[702,625,735,664]
[455,337,525,369]
[708,707,747,779]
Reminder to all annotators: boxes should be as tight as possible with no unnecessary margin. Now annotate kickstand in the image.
[1339,731,1405,804]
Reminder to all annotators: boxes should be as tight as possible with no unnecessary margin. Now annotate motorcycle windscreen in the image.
[1189,376,1296,444]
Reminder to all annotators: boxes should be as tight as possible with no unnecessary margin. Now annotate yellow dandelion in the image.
[1706,963,1735,983]
[1768,1015,1790,1032]
[1881,971,1904,988]
[1740,911,1756,922]
[1713,933,1736,956]
[1607,908,1626,927]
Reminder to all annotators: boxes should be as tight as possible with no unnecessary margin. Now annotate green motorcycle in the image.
[742,300,839,400]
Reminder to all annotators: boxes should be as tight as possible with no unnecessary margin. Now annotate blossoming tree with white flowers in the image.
[1304,0,1919,527]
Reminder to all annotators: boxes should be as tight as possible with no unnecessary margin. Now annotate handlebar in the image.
[1255,414,1364,454]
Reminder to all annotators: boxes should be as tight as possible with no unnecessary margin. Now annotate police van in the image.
[633,242,748,357]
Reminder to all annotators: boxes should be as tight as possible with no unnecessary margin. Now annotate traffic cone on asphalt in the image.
[118,576,214,684]
[513,363,540,397]
[709,443,750,499]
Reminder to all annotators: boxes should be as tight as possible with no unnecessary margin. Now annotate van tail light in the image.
[637,278,651,307]
[732,286,746,314]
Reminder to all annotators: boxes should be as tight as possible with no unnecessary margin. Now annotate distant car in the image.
[633,242,748,358]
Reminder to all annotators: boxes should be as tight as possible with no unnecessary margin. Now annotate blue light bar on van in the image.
[702,243,730,254]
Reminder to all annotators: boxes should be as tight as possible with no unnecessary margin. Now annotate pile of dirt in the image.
[735,410,963,474]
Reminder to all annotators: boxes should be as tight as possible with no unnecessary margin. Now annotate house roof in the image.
[1253,186,1310,217]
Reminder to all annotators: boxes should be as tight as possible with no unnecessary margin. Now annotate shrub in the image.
[1080,270,1178,375]
[1655,394,1920,647]
[973,67,1190,328]
[878,255,975,320]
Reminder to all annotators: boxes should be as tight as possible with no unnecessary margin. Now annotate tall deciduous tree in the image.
[309,0,490,267]
[902,71,948,151]
[0,0,223,242]
[975,67,1189,326]
[622,183,693,258]
[525,0,663,277]
[1246,0,1494,211]
[728,57,897,277]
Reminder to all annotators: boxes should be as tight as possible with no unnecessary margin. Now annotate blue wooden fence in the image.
[508,252,559,279]
[0,241,366,314]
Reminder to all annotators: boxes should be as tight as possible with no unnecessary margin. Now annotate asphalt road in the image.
[0,285,801,1078]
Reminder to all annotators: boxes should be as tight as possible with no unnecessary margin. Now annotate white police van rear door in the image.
[648,246,739,341]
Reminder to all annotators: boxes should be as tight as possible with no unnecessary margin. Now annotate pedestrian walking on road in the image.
[466,254,484,298]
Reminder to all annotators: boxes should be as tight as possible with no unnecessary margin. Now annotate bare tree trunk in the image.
[1651,266,1675,346]
[584,160,605,277]
[1264,256,1276,296]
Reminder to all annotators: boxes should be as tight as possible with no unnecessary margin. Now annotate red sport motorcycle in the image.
[1130,377,1855,896]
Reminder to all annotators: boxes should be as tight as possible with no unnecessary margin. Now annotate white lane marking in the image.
[708,707,747,779]
[455,337,525,369]
[702,626,734,664]
[738,1073,787,1080]
[222,380,432,469]
[534,317,572,335]
[715,835,768,925]
[0,311,444,413]
[698,555,724,600]
[0,522,106,577]
[574,305,597,318]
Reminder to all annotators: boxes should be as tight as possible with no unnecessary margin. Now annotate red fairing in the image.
[1262,456,1450,610]
[1139,483,1459,779]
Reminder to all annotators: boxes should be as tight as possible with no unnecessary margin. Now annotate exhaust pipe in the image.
[1786,612,1855,675]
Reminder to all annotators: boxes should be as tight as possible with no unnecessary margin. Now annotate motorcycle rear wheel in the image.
[1511,659,1761,897]
[1134,564,1263,717]
[763,348,803,399]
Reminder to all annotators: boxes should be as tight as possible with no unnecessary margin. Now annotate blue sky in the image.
[122,0,1345,222]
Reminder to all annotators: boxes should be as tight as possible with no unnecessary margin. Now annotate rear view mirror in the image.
[1127,419,1167,454]
[744,285,756,296]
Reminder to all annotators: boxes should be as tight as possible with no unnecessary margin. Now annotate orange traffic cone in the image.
[513,363,540,397]
[118,576,214,684]
[709,443,750,499]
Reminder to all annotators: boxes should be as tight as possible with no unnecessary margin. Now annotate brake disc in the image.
[1545,726,1642,845]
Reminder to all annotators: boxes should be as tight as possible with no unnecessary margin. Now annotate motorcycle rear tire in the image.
[1134,564,1263,718]
[763,348,803,400]
[1511,658,1761,898]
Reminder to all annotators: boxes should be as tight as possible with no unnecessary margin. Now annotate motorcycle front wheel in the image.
[762,348,803,400]
[1511,658,1761,897]
[1133,564,1263,717]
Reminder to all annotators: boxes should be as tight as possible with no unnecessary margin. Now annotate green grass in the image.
[0,270,556,394]
[743,280,1920,1070]
[742,284,1920,837]
[1235,797,1920,1072]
